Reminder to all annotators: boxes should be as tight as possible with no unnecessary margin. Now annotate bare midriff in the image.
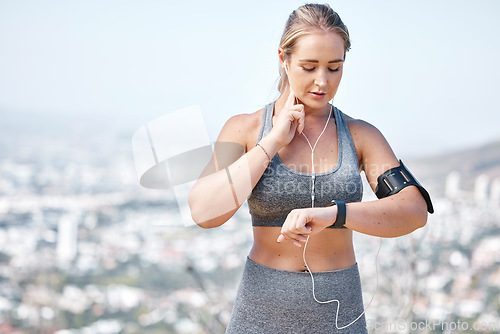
[249,226,356,272]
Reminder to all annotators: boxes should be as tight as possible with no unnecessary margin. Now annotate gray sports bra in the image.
[247,102,363,228]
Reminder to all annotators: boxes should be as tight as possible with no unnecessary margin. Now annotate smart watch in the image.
[328,200,346,228]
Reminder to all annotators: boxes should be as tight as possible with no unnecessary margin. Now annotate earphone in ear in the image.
[284,61,299,104]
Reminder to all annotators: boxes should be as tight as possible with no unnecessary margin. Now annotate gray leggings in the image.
[225,257,367,334]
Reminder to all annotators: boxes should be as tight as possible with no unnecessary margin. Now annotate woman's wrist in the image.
[321,205,338,228]
[258,135,281,158]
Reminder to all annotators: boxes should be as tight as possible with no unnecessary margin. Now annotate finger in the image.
[290,212,312,240]
[290,104,304,113]
[280,228,298,241]
[288,106,305,134]
[296,234,308,243]
[284,229,307,243]
[277,232,295,242]
[296,224,312,235]
[294,211,313,234]
[297,115,305,134]
[277,232,302,247]
[284,216,308,243]
[284,87,296,108]
[293,222,311,242]
[288,109,304,123]
[281,230,303,247]
[279,226,302,244]
[296,107,305,134]
[290,217,308,240]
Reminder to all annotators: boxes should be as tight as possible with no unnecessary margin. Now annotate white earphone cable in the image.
[300,102,381,329]
[303,235,382,329]
[300,104,332,208]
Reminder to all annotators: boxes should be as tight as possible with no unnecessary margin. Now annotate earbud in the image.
[284,61,289,75]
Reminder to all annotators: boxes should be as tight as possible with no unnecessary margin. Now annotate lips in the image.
[310,91,327,98]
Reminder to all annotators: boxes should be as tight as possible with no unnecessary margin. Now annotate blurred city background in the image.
[1,0,499,333]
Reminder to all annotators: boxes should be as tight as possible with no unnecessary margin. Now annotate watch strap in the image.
[330,200,346,228]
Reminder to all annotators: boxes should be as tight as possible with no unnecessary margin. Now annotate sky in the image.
[1,0,499,158]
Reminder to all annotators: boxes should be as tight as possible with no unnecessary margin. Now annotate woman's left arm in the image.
[343,119,428,237]
[278,119,428,244]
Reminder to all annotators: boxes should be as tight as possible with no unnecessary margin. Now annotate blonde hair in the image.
[278,3,351,94]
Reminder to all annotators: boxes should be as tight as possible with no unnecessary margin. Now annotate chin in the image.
[301,98,331,109]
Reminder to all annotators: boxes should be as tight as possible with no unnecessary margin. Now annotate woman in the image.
[188,3,430,333]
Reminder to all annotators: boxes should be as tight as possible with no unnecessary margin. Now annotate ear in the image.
[278,47,287,73]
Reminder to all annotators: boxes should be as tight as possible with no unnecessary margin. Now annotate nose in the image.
[314,70,328,89]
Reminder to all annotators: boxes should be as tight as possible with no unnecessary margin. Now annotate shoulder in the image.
[344,114,385,143]
[346,115,388,146]
[343,113,398,173]
[217,108,264,151]
[222,109,262,133]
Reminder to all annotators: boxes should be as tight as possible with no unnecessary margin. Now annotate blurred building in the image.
[57,213,79,266]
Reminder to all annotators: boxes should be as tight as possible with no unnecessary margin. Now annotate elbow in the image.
[191,214,227,229]
[188,190,208,228]
[412,202,428,231]
[189,207,219,229]
[192,211,236,229]
[399,188,429,232]
[189,210,209,229]
[187,193,214,229]
[394,200,428,237]
[415,212,428,230]
[187,191,231,229]
[195,221,218,229]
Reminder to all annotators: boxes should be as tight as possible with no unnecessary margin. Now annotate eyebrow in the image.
[299,59,344,63]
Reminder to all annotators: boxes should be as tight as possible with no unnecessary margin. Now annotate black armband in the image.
[375,160,434,214]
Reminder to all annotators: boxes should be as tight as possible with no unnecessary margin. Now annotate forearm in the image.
[188,135,280,228]
[344,188,428,237]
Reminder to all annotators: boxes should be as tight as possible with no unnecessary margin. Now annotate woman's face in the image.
[282,30,345,110]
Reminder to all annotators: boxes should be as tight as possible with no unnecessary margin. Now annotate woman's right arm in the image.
[187,113,275,228]
[188,91,304,228]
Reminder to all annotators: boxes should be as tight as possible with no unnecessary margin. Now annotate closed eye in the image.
[302,67,340,72]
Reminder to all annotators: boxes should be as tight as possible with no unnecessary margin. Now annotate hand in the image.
[277,206,338,247]
[268,88,305,148]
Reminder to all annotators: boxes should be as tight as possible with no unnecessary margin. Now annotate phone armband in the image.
[375,160,434,213]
